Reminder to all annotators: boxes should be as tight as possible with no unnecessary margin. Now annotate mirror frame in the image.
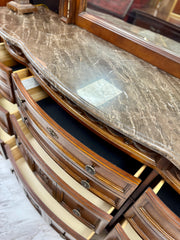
[59,0,180,78]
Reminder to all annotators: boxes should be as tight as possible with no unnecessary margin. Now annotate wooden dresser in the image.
[0,5,179,240]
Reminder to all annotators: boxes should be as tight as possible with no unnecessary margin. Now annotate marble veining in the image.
[0,6,179,169]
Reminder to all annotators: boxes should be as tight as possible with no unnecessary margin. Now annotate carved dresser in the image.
[0,3,179,240]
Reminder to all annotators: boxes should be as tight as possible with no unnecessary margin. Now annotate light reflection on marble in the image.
[77,78,122,107]
[0,7,179,169]
[87,8,180,57]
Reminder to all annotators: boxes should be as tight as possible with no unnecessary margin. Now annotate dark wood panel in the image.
[124,187,180,240]
[0,0,11,6]
[173,0,180,14]
[157,158,180,194]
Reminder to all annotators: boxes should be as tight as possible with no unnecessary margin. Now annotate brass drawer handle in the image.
[23,117,28,123]
[81,180,90,189]
[17,96,25,107]
[85,165,96,175]
[72,209,81,217]
[15,138,22,146]
[59,232,67,239]
[47,127,59,139]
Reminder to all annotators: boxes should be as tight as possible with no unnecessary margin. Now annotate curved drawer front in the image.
[0,122,16,158]
[4,41,29,66]
[0,41,22,102]
[0,94,19,134]
[18,111,122,207]
[12,70,141,209]
[10,115,113,234]
[0,104,11,134]
[0,62,14,102]
[0,40,28,102]
[104,223,130,240]
[124,187,180,240]
[5,143,95,240]
[160,164,180,194]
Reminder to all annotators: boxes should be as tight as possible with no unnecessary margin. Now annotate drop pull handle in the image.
[85,165,96,175]
[72,209,81,217]
[17,96,25,107]
[81,180,90,189]
[59,232,67,239]
[47,127,59,139]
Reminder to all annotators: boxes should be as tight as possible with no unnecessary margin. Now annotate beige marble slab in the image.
[0,6,179,169]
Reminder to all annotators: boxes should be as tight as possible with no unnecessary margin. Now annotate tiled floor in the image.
[0,155,107,240]
[0,155,61,240]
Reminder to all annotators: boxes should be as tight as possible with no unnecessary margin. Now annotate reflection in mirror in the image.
[30,0,60,13]
[86,0,180,56]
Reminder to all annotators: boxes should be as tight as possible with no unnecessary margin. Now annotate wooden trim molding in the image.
[124,187,180,240]
[59,0,77,24]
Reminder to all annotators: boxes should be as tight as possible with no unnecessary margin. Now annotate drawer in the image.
[0,61,15,102]
[157,158,180,194]
[104,223,130,240]
[0,41,25,102]
[0,94,20,134]
[15,70,180,199]
[30,65,157,169]
[0,41,17,67]
[5,140,95,240]
[10,115,114,234]
[0,126,16,158]
[4,41,29,66]
[12,69,144,209]
[124,181,180,240]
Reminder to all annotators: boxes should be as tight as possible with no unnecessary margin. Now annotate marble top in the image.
[0,6,179,169]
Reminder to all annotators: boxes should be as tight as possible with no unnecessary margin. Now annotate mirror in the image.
[86,0,180,57]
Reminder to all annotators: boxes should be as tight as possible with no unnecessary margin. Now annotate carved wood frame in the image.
[59,0,180,78]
